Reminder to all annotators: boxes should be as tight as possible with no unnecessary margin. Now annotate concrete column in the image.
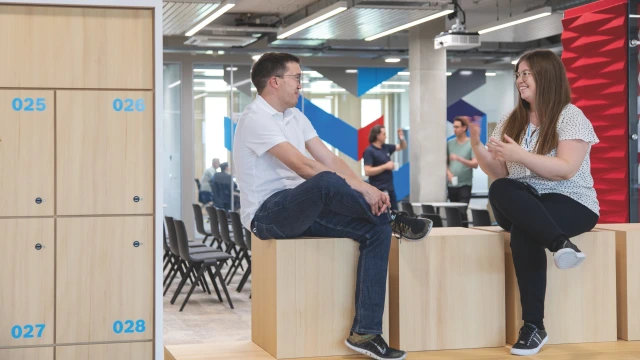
[409,18,447,202]
[336,93,362,177]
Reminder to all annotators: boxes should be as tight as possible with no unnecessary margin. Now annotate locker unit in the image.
[56,216,154,343]
[0,347,53,360]
[0,219,55,347]
[0,90,54,217]
[56,91,154,216]
[56,342,153,360]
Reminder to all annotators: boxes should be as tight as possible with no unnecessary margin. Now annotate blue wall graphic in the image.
[357,67,405,96]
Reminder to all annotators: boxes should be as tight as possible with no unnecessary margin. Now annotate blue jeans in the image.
[252,171,393,335]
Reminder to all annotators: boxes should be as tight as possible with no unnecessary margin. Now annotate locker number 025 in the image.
[11,98,46,112]
[112,98,145,112]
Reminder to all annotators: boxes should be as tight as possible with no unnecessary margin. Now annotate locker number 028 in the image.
[11,324,46,339]
[113,320,146,334]
[11,98,46,112]
[112,98,145,112]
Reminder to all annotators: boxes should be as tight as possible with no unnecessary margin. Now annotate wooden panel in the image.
[0,5,152,89]
[252,235,389,359]
[56,216,153,343]
[56,91,153,215]
[596,224,640,340]
[504,229,617,344]
[0,347,52,360]
[0,219,54,347]
[391,227,505,351]
[56,342,153,360]
[0,90,54,216]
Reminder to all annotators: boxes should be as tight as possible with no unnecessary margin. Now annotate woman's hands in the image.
[487,135,525,163]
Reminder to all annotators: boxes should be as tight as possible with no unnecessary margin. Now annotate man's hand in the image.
[449,154,460,162]
[398,129,405,141]
[447,169,454,182]
[357,183,391,216]
[384,161,395,171]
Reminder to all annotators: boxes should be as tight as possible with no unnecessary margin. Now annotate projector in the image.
[434,31,481,50]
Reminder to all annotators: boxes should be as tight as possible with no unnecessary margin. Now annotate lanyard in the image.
[524,123,538,150]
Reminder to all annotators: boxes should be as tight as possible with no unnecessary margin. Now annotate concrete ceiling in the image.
[227,0,320,15]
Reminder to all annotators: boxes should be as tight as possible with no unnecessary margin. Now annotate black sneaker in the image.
[553,239,586,269]
[510,323,548,356]
[345,334,406,360]
[390,211,432,241]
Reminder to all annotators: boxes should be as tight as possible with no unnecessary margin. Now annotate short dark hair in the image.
[251,52,301,94]
[220,162,229,172]
[453,117,467,128]
[369,125,385,144]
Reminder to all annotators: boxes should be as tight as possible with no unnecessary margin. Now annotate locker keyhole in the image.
[35,197,43,204]
[35,243,42,250]
[133,241,141,247]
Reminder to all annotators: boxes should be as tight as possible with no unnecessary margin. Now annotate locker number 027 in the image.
[112,98,145,112]
[11,324,46,339]
[11,98,46,112]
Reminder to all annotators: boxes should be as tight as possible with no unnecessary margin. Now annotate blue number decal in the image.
[23,325,34,338]
[124,99,134,112]
[135,99,145,112]
[35,98,46,111]
[135,320,146,333]
[23,98,34,111]
[12,98,22,111]
[11,325,22,339]
[124,320,135,333]
[113,99,123,112]
[35,324,45,338]
[113,320,123,334]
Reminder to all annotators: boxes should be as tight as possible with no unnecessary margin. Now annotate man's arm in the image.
[364,163,394,177]
[395,129,407,151]
[454,156,478,169]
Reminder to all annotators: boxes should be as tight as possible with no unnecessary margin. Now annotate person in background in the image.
[210,162,240,211]
[363,125,407,210]
[468,49,599,356]
[447,116,478,221]
[199,158,220,204]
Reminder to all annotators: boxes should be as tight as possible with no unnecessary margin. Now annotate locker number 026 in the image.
[11,324,46,339]
[113,320,146,334]
[112,98,145,112]
[11,98,46,112]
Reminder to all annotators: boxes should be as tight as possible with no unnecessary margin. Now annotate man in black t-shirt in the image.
[363,125,407,210]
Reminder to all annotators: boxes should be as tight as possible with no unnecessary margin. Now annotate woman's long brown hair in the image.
[501,49,572,155]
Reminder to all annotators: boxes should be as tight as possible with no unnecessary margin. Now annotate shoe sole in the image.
[510,335,548,356]
[398,220,433,242]
[344,340,407,360]
[554,248,586,269]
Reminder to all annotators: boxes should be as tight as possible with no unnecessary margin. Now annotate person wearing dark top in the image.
[210,162,239,211]
[363,125,407,210]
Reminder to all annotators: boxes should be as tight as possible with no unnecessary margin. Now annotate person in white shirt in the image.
[233,52,432,360]
[468,49,600,356]
[199,158,219,204]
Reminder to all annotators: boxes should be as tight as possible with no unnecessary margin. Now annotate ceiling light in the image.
[486,72,497,76]
[460,70,472,76]
[477,7,552,35]
[194,69,224,77]
[218,50,225,55]
[382,81,410,85]
[446,72,452,76]
[365,8,454,41]
[277,1,348,39]
[168,80,181,89]
[185,1,236,37]
[252,54,263,61]
[226,67,238,71]
[194,93,208,100]
[511,58,520,65]
[398,71,410,76]
[345,69,358,74]
[205,50,213,55]
[385,58,401,63]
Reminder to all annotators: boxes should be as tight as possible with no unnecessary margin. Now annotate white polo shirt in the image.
[233,95,318,230]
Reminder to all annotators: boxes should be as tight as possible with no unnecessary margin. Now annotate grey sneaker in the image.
[345,334,406,360]
[553,239,586,269]
[390,211,432,241]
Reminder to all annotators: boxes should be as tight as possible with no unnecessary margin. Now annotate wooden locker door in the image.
[56,216,153,343]
[56,342,152,360]
[0,90,54,216]
[0,347,53,360]
[0,219,54,347]
[56,91,153,215]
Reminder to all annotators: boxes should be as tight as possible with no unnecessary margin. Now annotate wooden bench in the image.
[476,226,617,345]
[595,223,640,341]
[388,227,506,351]
[251,235,389,359]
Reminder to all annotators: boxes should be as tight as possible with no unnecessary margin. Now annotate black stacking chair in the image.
[471,209,492,227]
[172,219,235,311]
[205,206,224,250]
[228,212,251,291]
[192,203,215,247]
[216,208,245,280]
[421,213,443,228]
[163,225,172,271]
[421,204,436,215]
[445,207,464,227]
[400,202,416,217]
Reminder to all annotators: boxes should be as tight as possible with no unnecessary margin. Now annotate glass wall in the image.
[163,63,182,218]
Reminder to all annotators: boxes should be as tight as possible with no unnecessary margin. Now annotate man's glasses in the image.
[276,74,302,84]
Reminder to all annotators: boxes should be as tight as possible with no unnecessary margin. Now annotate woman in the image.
[467,49,599,356]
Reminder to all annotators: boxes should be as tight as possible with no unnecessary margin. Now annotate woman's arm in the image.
[465,117,508,179]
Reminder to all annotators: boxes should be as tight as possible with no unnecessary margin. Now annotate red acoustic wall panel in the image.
[561,0,629,223]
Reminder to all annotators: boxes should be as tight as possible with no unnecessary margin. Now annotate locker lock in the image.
[133,196,142,203]
[35,197,44,204]
[35,243,43,250]
[133,241,142,247]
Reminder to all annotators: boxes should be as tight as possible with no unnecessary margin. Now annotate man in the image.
[210,162,239,211]
[233,52,432,360]
[447,117,477,214]
[199,158,220,204]
[363,125,407,210]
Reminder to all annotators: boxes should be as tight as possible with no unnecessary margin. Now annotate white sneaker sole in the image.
[554,248,586,269]
[344,340,407,360]
[510,335,548,356]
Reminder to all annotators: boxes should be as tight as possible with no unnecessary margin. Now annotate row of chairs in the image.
[400,202,492,227]
[162,205,252,311]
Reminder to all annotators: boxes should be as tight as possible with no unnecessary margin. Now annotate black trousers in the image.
[448,185,471,222]
[488,178,598,327]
